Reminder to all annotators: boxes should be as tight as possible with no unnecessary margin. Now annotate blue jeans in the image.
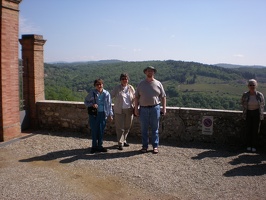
[139,105,160,149]
[89,112,106,148]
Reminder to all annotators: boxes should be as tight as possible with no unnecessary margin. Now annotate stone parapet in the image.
[36,100,266,145]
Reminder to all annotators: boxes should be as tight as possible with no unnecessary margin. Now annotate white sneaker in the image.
[247,147,251,151]
[252,148,256,152]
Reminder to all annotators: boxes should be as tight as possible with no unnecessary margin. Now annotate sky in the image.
[19,0,266,66]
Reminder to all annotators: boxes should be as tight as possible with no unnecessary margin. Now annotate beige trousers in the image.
[115,108,133,146]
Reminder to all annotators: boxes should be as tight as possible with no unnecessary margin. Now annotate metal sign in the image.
[202,116,213,135]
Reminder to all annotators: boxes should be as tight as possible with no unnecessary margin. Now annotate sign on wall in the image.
[202,116,213,135]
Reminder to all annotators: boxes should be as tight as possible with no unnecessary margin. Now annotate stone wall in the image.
[36,100,266,146]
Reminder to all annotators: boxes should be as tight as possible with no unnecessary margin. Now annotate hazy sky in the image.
[19,0,266,66]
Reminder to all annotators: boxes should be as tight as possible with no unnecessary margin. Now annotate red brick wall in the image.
[19,35,46,129]
[0,0,22,141]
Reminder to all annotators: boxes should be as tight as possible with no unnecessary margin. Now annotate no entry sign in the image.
[202,116,213,135]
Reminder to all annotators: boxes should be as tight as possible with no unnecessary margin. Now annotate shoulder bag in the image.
[87,92,97,116]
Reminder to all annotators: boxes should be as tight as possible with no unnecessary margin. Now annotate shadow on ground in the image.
[187,142,266,177]
[20,130,266,177]
[19,146,142,164]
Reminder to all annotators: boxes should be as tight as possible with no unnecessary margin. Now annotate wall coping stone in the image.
[36,100,266,146]
[37,100,244,113]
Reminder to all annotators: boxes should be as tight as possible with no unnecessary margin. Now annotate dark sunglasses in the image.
[121,78,128,80]
[249,85,255,86]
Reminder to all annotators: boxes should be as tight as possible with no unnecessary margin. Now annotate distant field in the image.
[175,75,266,98]
[178,83,243,97]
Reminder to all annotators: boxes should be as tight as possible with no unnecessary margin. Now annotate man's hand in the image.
[134,108,139,117]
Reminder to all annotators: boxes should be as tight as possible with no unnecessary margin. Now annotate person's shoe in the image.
[118,146,123,150]
[247,147,251,151]
[140,148,147,153]
[98,147,108,152]
[153,148,159,154]
[251,148,256,152]
[90,148,97,154]
[124,142,130,147]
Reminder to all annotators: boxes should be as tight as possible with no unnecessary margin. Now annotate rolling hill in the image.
[44,60,266,111]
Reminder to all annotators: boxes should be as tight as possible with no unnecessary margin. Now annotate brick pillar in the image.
[0,0,23,141]
[19,35,46,129]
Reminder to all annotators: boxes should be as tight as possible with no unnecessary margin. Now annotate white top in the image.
[122,86,131,109]
[248,95,259,110]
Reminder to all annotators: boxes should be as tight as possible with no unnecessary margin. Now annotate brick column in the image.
[19,35,46,129]
[0,0,23,141]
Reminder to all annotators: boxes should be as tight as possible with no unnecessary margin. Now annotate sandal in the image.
[153,148,159,154]
[140,148,147,153]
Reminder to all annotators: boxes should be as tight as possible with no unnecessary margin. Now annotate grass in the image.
[173,75,266,99]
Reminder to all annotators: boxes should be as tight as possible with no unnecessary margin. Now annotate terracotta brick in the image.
[19,35,46,129]
[0,0,22,141]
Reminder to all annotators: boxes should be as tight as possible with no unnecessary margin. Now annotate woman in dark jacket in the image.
[241,79,265,152]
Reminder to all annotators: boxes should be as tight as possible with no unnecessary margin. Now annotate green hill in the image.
[44,60,266,111]
[215,63,266,69]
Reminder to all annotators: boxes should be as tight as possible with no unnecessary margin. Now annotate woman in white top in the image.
[241,79,265,152]
[111,73,135,150]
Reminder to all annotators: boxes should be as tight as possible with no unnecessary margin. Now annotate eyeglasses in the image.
[96,83,102,86]
[249,85,255,86]
[121,78,128,80]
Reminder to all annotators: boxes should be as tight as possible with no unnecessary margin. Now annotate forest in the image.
[44,60,266,111]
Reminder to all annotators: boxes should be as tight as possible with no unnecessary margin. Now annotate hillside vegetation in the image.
[44,60,266,111]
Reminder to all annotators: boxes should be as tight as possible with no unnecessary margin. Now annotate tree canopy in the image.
[44,60,266,111]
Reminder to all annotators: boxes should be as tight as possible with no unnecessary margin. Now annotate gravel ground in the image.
[1,131,266,200]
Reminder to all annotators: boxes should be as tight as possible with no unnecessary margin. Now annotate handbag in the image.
[87,106,97,116]
[87,92,97,116]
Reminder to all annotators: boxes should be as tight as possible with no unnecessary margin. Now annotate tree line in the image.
[44,60,265,111]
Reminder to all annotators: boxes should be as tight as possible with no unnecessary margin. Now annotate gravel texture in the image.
[1,131,266,200]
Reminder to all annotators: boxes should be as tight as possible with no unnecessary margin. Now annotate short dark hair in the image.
[94,79,104,86]
[120,73,129,81]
